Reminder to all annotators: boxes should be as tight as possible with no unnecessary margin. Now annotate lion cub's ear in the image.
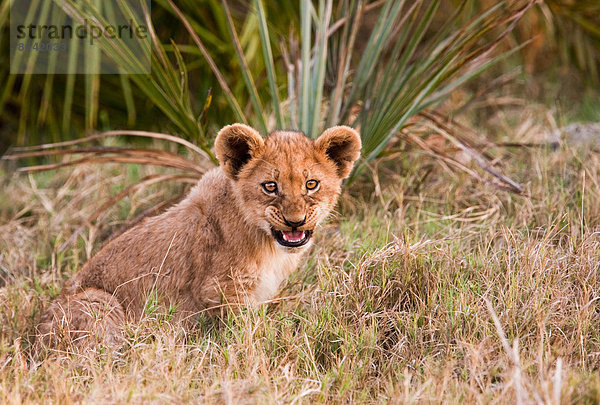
[315,126,362,179]
[215,123,265,180]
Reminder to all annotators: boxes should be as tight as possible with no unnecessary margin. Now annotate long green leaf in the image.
[309,0,332,138]
[222,0,267,134]
[299,0,312,134]
[326,0,363,128]
[254,0,283,129]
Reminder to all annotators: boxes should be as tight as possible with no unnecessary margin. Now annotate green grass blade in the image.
[300,0,312,134]
[222,0,267,134]
[119,75,136,126]
[37,2,66,132]
[170,39,191,113]
[62,33,80,135]
[84,0,102,131]
[309,0,333,138]
[282,43,298,129]
[0,0,8,28]
[254,0,283,129]
[104,0,136,126]
[327,0,363,128]
[16,0,52,144]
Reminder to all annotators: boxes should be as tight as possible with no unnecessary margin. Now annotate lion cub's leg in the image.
[34,288,125,356]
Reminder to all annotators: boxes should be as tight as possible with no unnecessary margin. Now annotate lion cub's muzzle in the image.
[271,228,313,248]
[266,207,317,248]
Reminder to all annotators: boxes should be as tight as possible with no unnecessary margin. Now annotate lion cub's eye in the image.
[262,181,278,194]
[306,179,319,190]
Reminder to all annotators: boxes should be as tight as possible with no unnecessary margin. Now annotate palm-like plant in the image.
[3,0,536,242]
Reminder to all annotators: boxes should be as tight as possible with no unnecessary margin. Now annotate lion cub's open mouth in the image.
[271,228,313,248]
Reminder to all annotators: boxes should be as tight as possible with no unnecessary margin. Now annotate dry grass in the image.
[2,103,600,403]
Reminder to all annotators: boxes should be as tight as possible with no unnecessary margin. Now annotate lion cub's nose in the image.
[283,216,306,228]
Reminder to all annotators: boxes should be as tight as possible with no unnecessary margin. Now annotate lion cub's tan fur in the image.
[35,124,361,353]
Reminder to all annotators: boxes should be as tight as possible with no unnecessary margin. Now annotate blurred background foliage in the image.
[0,0,598,182]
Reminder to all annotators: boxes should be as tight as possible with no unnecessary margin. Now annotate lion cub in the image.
[35,124,361,352]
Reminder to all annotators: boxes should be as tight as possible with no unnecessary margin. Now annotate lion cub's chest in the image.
[253,250,301,303]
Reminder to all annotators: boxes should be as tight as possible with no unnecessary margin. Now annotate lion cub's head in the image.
[215,124,361,251]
